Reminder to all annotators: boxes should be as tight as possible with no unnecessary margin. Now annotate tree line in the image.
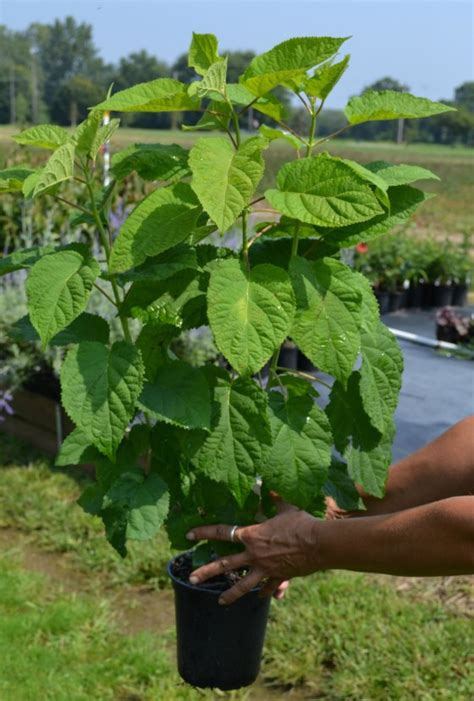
[1,17,473,145]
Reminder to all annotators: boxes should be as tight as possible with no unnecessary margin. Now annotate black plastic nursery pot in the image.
[452,283,468,307]
[278,341,298,370]
[421,282,434,309]
[374,289,390,315]
[389,291,403,313]
[406,283,423,309]
[297,350,318,373]
[432,284,454,308]
[167,555,271,690]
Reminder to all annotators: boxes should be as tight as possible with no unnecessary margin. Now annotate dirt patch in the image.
[374,573,474,618]
[0,526,175,634]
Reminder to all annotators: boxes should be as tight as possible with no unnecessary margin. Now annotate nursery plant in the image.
[0,31,454,687]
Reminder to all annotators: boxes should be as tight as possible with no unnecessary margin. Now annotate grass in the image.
[0,434,473,700]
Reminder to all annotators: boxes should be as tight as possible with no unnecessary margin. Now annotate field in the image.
[0,436,473,701]
[1,125,473,241]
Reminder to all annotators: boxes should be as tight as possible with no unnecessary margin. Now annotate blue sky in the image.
[2,0,473,108]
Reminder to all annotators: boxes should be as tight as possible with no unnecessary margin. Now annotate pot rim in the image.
[167,552,262,596]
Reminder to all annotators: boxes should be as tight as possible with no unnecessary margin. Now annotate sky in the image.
[1,0,473,108]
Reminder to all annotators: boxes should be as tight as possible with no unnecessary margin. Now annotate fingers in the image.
[218,569,263,606]
[186,524,246,543]
[269,491,299,514]
[189,552,248,585]
[258,577,283,599]
[274,580,289,600]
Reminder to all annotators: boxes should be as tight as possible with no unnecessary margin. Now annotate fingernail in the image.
[218,597,227,606]
[189,576,199,585]
[186,531,195,540]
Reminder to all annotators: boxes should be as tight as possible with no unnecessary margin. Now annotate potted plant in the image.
[0,32,453,690]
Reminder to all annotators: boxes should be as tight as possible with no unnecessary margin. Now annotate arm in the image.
[188,496,474,604]
[334,415,474,518]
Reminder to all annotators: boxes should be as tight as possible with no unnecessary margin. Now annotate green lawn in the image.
[0,435,472,700]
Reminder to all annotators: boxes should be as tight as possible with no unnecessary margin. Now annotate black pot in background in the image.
[421,282,434,309]
[432,284,454,308]
[389,291,403,313]
[168,557,271,690]
[374,289,390,315]
[406,283,423,309]
[278,341,298,370]
[297,350,317,373]
[452,283,468,307]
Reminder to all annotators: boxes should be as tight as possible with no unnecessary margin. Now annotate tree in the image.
[52,75,104,126]
[454,81,474,113]
[0,25,35,124]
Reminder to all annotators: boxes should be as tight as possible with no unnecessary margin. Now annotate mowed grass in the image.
[0,435,473,700]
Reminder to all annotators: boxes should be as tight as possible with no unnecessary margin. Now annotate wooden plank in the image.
[0,415,58,456]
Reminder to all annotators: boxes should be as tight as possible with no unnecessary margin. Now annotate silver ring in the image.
[229,525,240,543]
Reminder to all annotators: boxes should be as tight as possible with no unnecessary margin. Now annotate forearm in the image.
[356,416,474,516]
[317,496,474,576]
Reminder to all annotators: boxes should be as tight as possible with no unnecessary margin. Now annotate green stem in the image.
[84,171,132,344]
[305,101,318,157]
[52,195,93,217]
[291,222,301,258]
[231,109,241,147]
[278,367,332,389]
[242,209,249,268]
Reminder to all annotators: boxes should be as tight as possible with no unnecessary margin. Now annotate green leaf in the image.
[266,154,384,228]
[111,143,189,182]
[182,100,232,132]
[0,245,55,277]
[13,124,69,150]
[55,427,100,466]
[136,323,180,381]
[241,36,349,96]
[197,375,271,506]
[261,390,332,510]
[27,249,99,346]
[109,182,201,273]
[139,361,211,431]
[93,78,200,112]
[189,136,266,232]
[120,244,199,283]
[327,153,390,209]
[188,32,221,75]
[9,312,109,346]
[318,185,432,250]
[351,270,380,334]
[289,256,362,383]
[75,113,120,161]
[104,470,169,541]
[259,124,302,150]
[366,161,440,186]
[323,458,365,511]
[208,258,295,375]
[345,422,395,498]
[61,341,145,460]
[303,55,350,99]
[226,84,288,121]
[0,167,36,193]
[31,141,75,198]
[359,321,403,434]
[189,57,228,100]
[344,90,456,124]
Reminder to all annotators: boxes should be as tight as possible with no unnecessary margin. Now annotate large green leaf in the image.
[103,470,169,541]
[259,124,303,150]
[189,136,266,232]
[318,185,433,250]
[189,57,228,100]
[289,256,362,383]
[93,78,200,112]
[261,390,332,510]
[111,143,189,182]
[344,90,456,124]
[359,321,403,434]
[109,182,201,273]
[226,84,288,121]
[197,375,271,506]
[55,427,100,467]
[75,113,120,161]
[0,245,55,277]
[121,244,199,283]
[323,458,365,511]
[266,155,384,228]
[13,124,69,150]
[30,141,75,198]
[302,55,350,99]
[366,161,439,186]
[325,372,393,497]
[139,360,211,431]
[188,32,221,75]
[241,36,348,96]
[9,312,109,347]
[0,167,36,193]
[182,99,232,132]
[208,258,295,375]
[61,341,145,460]
[27,249,99,346]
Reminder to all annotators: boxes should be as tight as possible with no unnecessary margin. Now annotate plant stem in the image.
[277,366,332,389]
[84,171,132,343]
[305,100,318,157]
[93,282,118,307]
[52,195,93,217]
[231,109,241,147]
[313,122,353,148]
[291,222,301,257]
[242,209,249,268]
[238,96,259,116]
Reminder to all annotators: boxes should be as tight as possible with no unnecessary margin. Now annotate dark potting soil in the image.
[172,552,247,592]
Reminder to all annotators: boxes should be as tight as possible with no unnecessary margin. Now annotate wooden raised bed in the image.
[0,387,73,457]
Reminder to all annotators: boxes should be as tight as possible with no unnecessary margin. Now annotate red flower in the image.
[356,242,368,254]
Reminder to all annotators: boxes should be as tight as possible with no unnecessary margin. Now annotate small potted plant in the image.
[0,32,453,690]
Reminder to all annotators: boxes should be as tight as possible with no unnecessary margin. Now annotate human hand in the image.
[186,498,321,605]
